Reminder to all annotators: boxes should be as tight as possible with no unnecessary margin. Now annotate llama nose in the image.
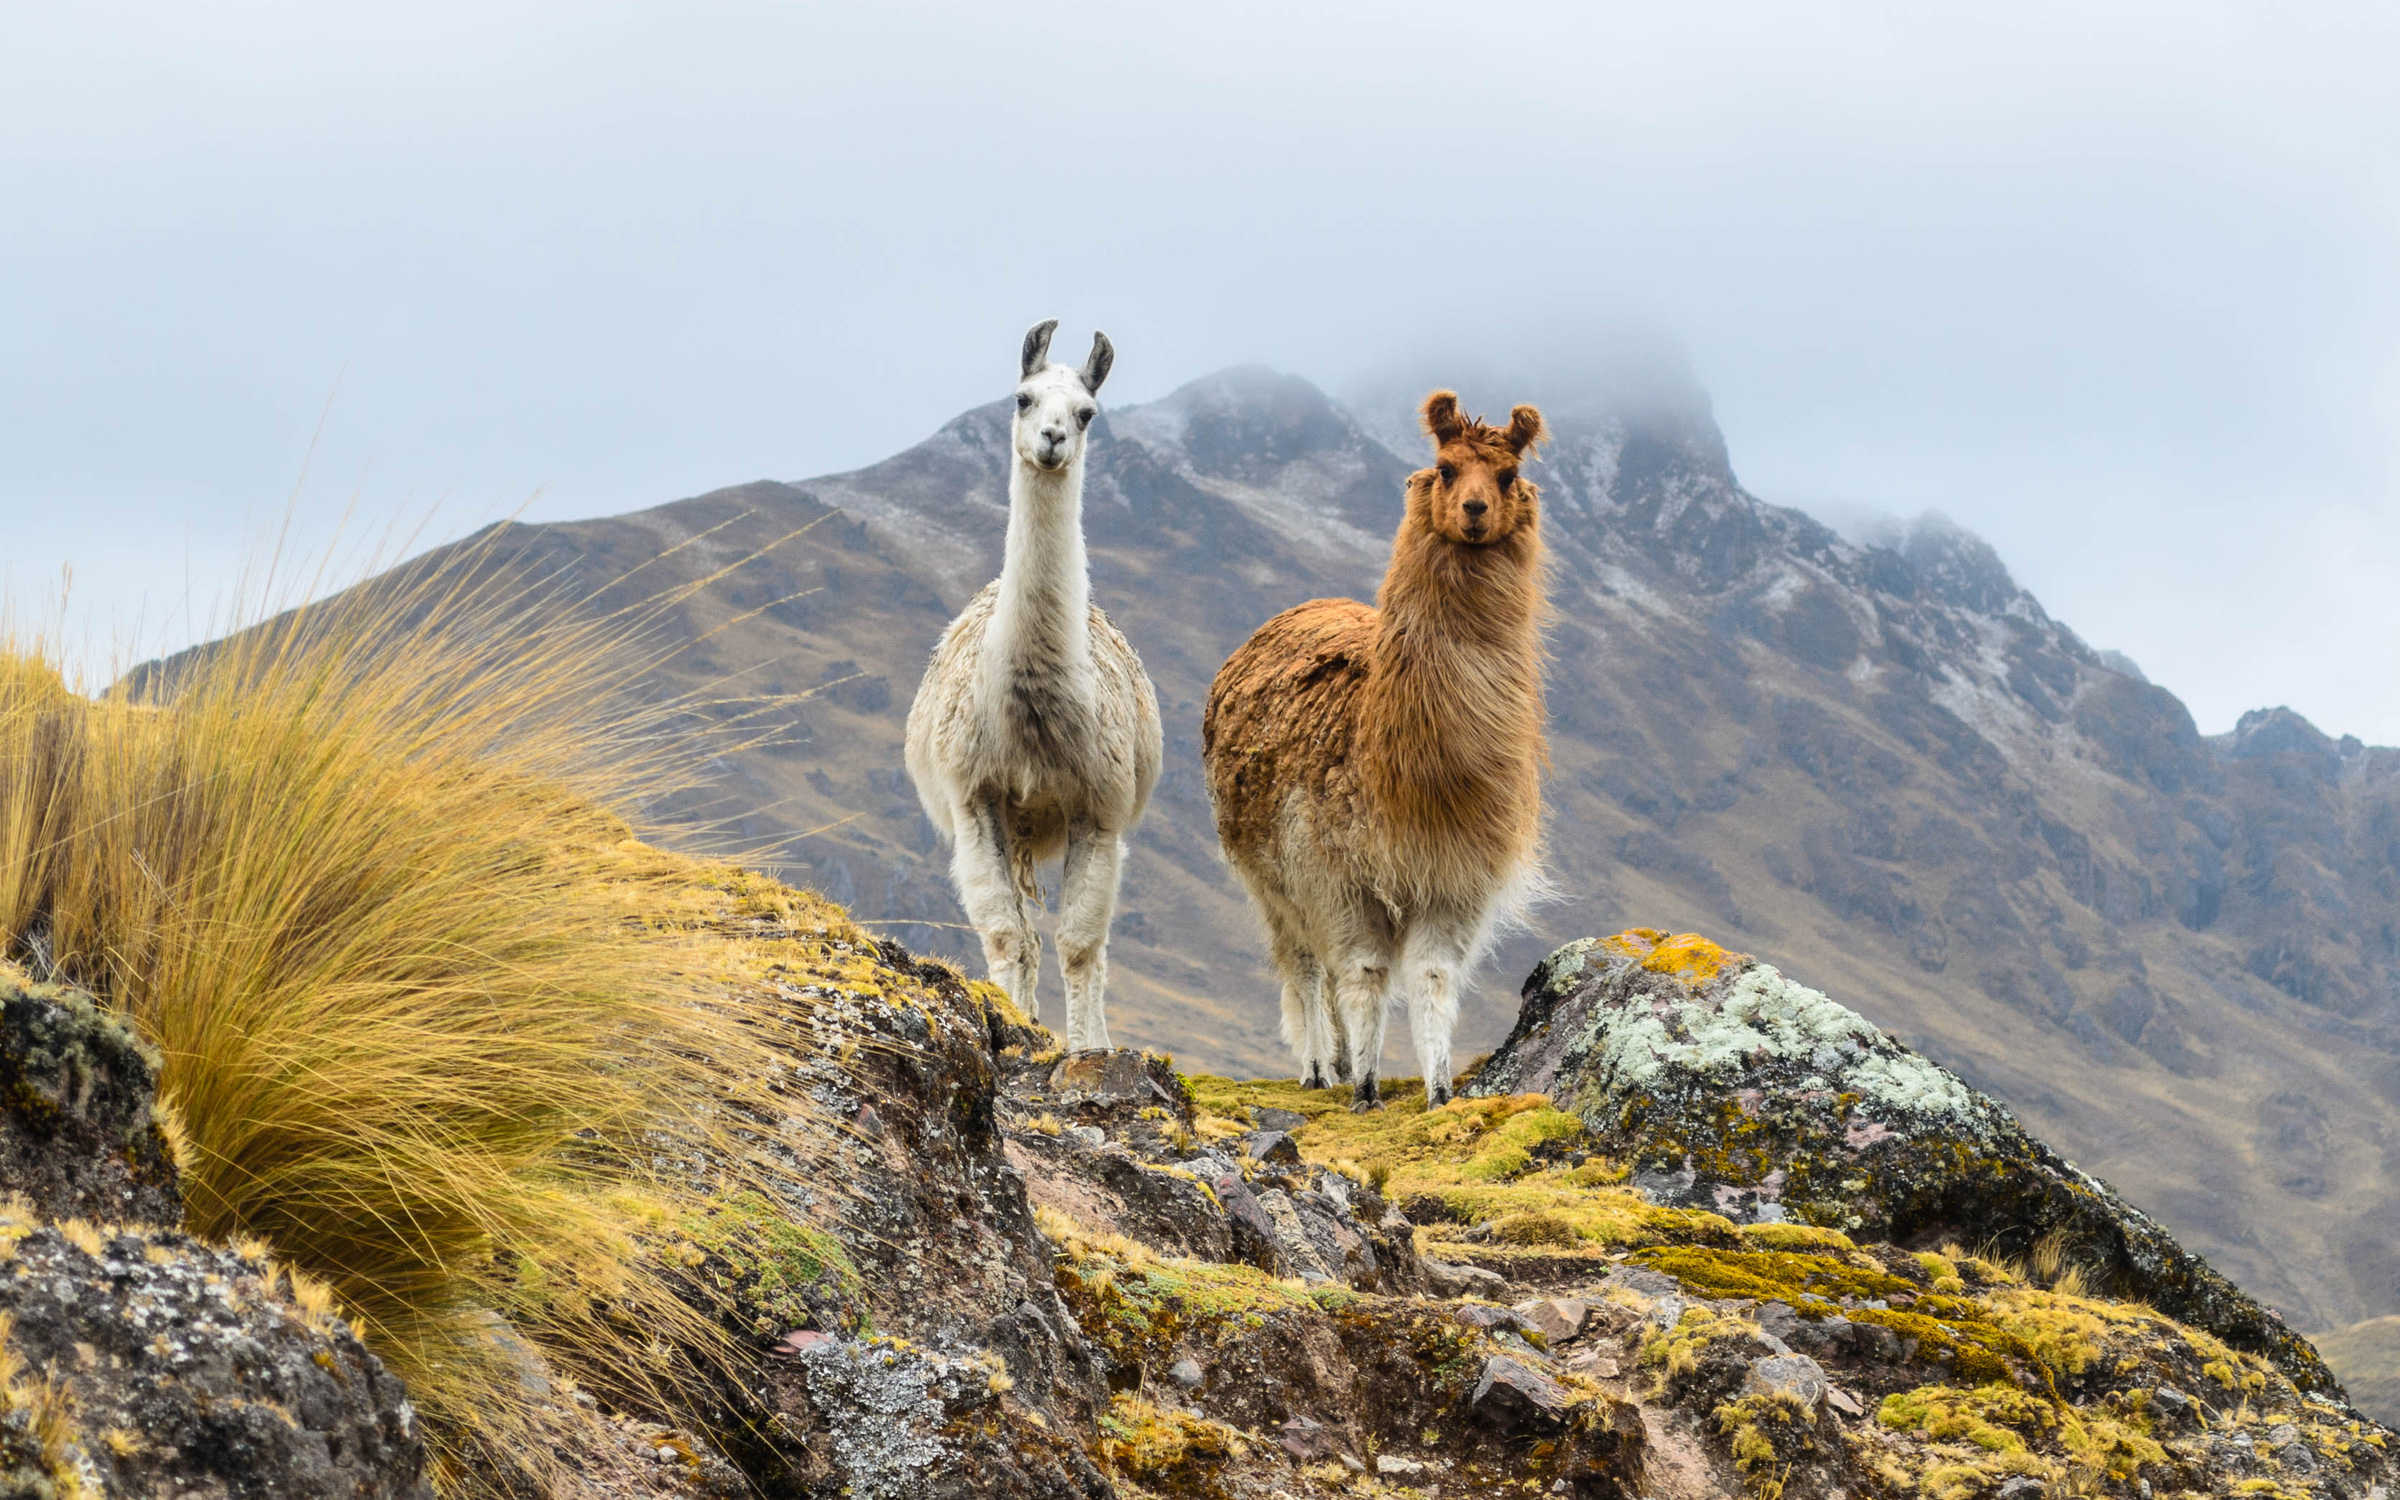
[1462,499,1489,518]
[1041,424,1067,445]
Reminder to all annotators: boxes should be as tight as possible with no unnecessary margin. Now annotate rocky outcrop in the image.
[1469,928,2341,1393]
[653,905,1114,1500]
[887,919,2400,1498]
[0,971,180,1227]
[997,1046,1421,1295]
[0,1209,431,1499]
[0,970,429,1499]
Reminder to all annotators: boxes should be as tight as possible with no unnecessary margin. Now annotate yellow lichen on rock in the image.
[1598,928,1752,987]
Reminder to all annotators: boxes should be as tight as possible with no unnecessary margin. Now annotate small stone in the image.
[1252,1106,1307,1132]
[2150,1384,2196,1427]
[1376,1453,1427,1476]
[1472,1354,1571,1433]
[2274,1442,2318,1473]
[1240,1129,1301,1166]
[1454,1303,1531,1334]
[1340,1453,1367,1473]
[654,1445,677,1463]
[1168,1357,1204,1389]
[1514,1296,1589,1342]
[1741,1354,1831,1413]
[1424,1257,1506,1298]
[1050,1049,1175,1103]
[1278,1414,1341,1462]
[1826,1384,1864,1418]
[1991,1479,2045,1500]
[1064,1125,1107,1150]
[1601,1266,1682,1300]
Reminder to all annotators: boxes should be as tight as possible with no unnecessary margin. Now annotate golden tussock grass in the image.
[0,526,817,1494]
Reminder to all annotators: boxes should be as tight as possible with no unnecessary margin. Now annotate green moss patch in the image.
[668,1190,862,1337]
[1187,1075,1737,1248]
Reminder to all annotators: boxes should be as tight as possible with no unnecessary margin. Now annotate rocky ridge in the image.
[632,881,2400,1498]
[6,869,2389,1498]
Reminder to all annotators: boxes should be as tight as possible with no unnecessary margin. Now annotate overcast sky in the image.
[4,3,2396,738]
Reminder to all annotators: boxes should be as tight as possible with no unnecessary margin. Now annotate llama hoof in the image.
[1426,1083,1453,1107]
[1350,1078,1382,1112]
[1302,1067,1331,1090]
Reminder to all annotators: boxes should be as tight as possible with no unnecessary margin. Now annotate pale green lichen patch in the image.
[1578,958,1982,1129]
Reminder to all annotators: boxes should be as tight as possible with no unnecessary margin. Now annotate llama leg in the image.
[1255,897,1336,1087]
[1287,953,1337,1090]
[1056,819,1122,1053]
[1328,949,1393,1112]
[954,795,1040,1023]
[1402,912,1481,1107]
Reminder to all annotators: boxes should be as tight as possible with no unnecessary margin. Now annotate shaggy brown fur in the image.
[1202,390,1548,1107]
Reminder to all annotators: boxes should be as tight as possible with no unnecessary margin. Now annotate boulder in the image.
[1238,1128,1300,1165]
[1425,1257,1507,1298]
[1469,929,2342,1394]
[1472,1354,1572,1433]
[1516,1296,1590,1342]
[0,1205,429,1497]
[1742,1353,1833,1415]
[0,972,181,1226]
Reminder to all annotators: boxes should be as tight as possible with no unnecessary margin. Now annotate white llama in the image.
[904,320,1163,1051]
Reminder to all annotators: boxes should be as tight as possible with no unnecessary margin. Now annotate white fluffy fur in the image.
[903,323,1162,1050]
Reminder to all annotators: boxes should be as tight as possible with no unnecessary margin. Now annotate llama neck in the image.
[985,457,1094,690]
[1364,519,1545,854]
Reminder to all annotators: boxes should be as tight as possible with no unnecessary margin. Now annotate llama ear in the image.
[1021,319,1060,378]
[1421,390,1464,446]
[1505,403,1547,455]
[1080,331,1114,393]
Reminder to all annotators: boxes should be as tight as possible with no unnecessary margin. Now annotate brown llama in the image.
[1202,390,1548,1110]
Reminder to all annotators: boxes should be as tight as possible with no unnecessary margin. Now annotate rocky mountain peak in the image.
[2222,705,2364,767]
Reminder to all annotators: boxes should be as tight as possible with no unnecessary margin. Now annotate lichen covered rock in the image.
[0,970,180,1228]
[1468,929,2341,1395]
[0,1206,429,1498]
[642,880,1113,1499]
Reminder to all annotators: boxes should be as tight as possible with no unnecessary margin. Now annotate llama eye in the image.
[1015,393,1033,412]
[1497,469,1517,490]
[1437,463,1457,483]
[1077,408,1095,428]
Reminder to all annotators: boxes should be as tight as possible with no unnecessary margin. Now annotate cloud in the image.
[3,2,2395,731]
